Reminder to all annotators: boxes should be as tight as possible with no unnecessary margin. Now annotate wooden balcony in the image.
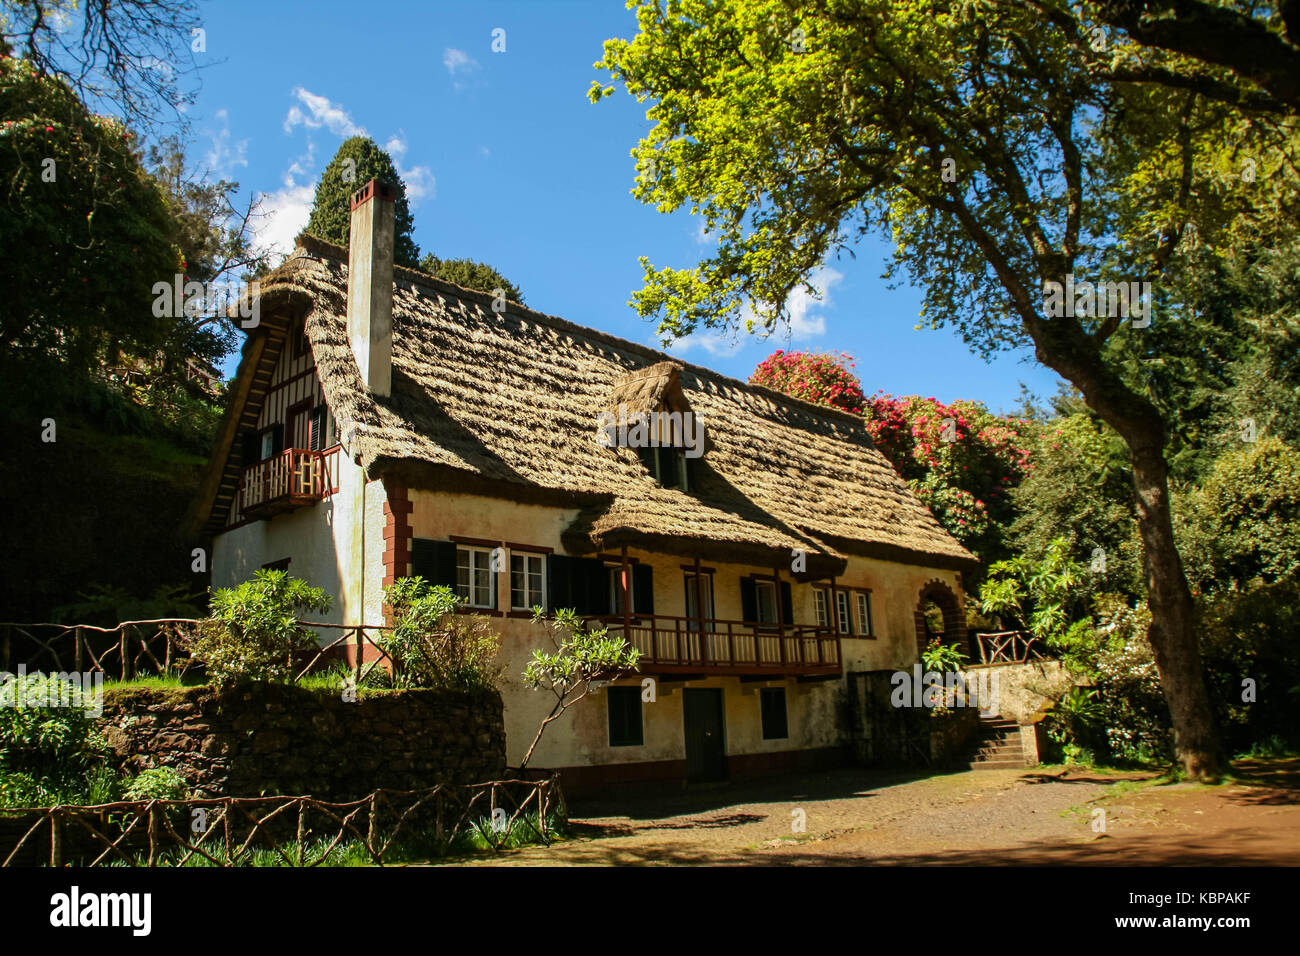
[599,613,841,679]
[237,448,326,521]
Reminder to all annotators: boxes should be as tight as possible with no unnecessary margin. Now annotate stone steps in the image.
[965,714,1026,770]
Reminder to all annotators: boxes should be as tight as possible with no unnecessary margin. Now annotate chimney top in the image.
[350,179,397,211]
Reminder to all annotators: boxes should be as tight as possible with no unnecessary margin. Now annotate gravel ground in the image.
[447,759,1300,866]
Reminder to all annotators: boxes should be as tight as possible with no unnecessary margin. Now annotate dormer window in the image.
[649,446,690,491]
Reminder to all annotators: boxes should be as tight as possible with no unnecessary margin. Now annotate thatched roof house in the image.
[193,233,973,578]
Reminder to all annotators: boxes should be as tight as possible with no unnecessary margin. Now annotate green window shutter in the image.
[579,557,610,616]
[411,539,458,588]
[633,563,654,615]
[547,554,573,611]
[740,577,757,624]
[780,581,793,626]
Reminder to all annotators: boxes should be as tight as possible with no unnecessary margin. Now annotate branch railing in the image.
[972,629,1048,665]
[0,620,398,682]
[0,776,563,867]
[599,613,840,675]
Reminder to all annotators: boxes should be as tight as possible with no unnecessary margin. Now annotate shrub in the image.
[123,766,189,802]
[187,570,331,688]
[378,577,504,691]
[0,674,106,801]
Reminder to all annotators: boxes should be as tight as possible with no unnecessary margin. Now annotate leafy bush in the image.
[377,577,504,691]
[123,766,189,801]
[187,570,331,688]
[920,636,967,672]
[0,674,107,801]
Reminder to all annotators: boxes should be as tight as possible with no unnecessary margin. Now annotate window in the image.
[814,588,829,628]
[835,590,851,634]
[510,552,546,611]
[259,428,278,460]
[456,546,496,608]
[684,570,715,630]
[309,405,328,451]
[292,321,308,357]
[754,580,778,625]
[607,686,643,746]
[262,558,291,572]
[856,592,874,636]
[760,688,788,740]
[608,564,634,615]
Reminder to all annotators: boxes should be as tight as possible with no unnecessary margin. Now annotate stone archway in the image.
[913,579,971,662]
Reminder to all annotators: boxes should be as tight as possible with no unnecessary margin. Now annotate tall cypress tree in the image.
[304,136,420,267]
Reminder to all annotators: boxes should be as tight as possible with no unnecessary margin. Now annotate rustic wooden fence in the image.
[1,775,562,867]
[0,620,398,682]
[972,629,1048,665]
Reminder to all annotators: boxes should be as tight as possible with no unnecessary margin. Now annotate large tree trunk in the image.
[1128,433,1225,778]
[1025,322,1225,779]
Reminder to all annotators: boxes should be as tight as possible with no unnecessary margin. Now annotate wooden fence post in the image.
[120,626,129,681]
[50,811,62,868]
[74,627,83,673]
[296,799,306,867]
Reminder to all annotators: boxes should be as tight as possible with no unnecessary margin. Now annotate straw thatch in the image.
[192,235,976,575]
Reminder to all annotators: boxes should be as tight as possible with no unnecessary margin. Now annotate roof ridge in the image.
[291,233,872,432]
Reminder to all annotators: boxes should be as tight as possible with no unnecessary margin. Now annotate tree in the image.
[378,577,504,691]
[304,136,420,268]
[0,57,180,376]
[0,0,204,136]
[589,0,1300,776]
[418,253,524,304]
[518,608,641,770]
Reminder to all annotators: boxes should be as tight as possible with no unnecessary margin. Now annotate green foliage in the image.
[378,577,504,691]
[418,254,524,304]
[0,674,106,798]
[518,608,641,769]
[305,136,420,267]
[187,570,331,688]
[123,766,189,802]
[1008,405,1144,602]
[979,539,1091,644]
[920,636,966,672]
[52,583,204,628]
[0,58,180,375]
[1178,437,1300,594]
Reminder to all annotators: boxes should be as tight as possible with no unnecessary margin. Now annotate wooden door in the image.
[683,689,727,782]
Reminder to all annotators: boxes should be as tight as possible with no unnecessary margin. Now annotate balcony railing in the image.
[237,448,326,521]
[599,613,841,678]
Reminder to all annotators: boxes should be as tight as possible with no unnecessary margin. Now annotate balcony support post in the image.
[773,565,786,665]
[620,545,631,641]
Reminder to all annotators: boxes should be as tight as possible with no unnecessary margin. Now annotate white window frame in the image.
[855,591,874,636]
[835,589,851,634]
[456,545,496,609]
[510,551,547,612]
[814,588,829,628]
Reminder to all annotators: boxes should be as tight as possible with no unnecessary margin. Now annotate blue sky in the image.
[188,0,1063,413]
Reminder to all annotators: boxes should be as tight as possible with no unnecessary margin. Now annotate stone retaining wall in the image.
[98,684,506,799]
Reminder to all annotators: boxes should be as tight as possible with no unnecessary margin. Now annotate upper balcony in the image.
[599,613,841,679]
[236,448,327,521]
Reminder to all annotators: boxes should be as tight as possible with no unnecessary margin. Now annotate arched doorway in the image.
[913,580,971,662]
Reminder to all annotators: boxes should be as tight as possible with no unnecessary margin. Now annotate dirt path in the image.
[452,758,1300,866]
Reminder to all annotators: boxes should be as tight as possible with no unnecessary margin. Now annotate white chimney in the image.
[346,179,395,397]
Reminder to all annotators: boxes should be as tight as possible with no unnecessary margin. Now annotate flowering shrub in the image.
[750,351,1031,559]
[749,350,866,414]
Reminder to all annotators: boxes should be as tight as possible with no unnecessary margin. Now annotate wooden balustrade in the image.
[598,613,841,677]
[236,448,328,521]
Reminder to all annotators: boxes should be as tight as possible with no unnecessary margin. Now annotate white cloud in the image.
[443,48,478,75]
[384,131,436,202]
[251,160,317,261]
[781,265,842,339]
[202,108,248,178]
[283,87,366,137]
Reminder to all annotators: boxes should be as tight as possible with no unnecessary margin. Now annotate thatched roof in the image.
[192,235,976,575]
